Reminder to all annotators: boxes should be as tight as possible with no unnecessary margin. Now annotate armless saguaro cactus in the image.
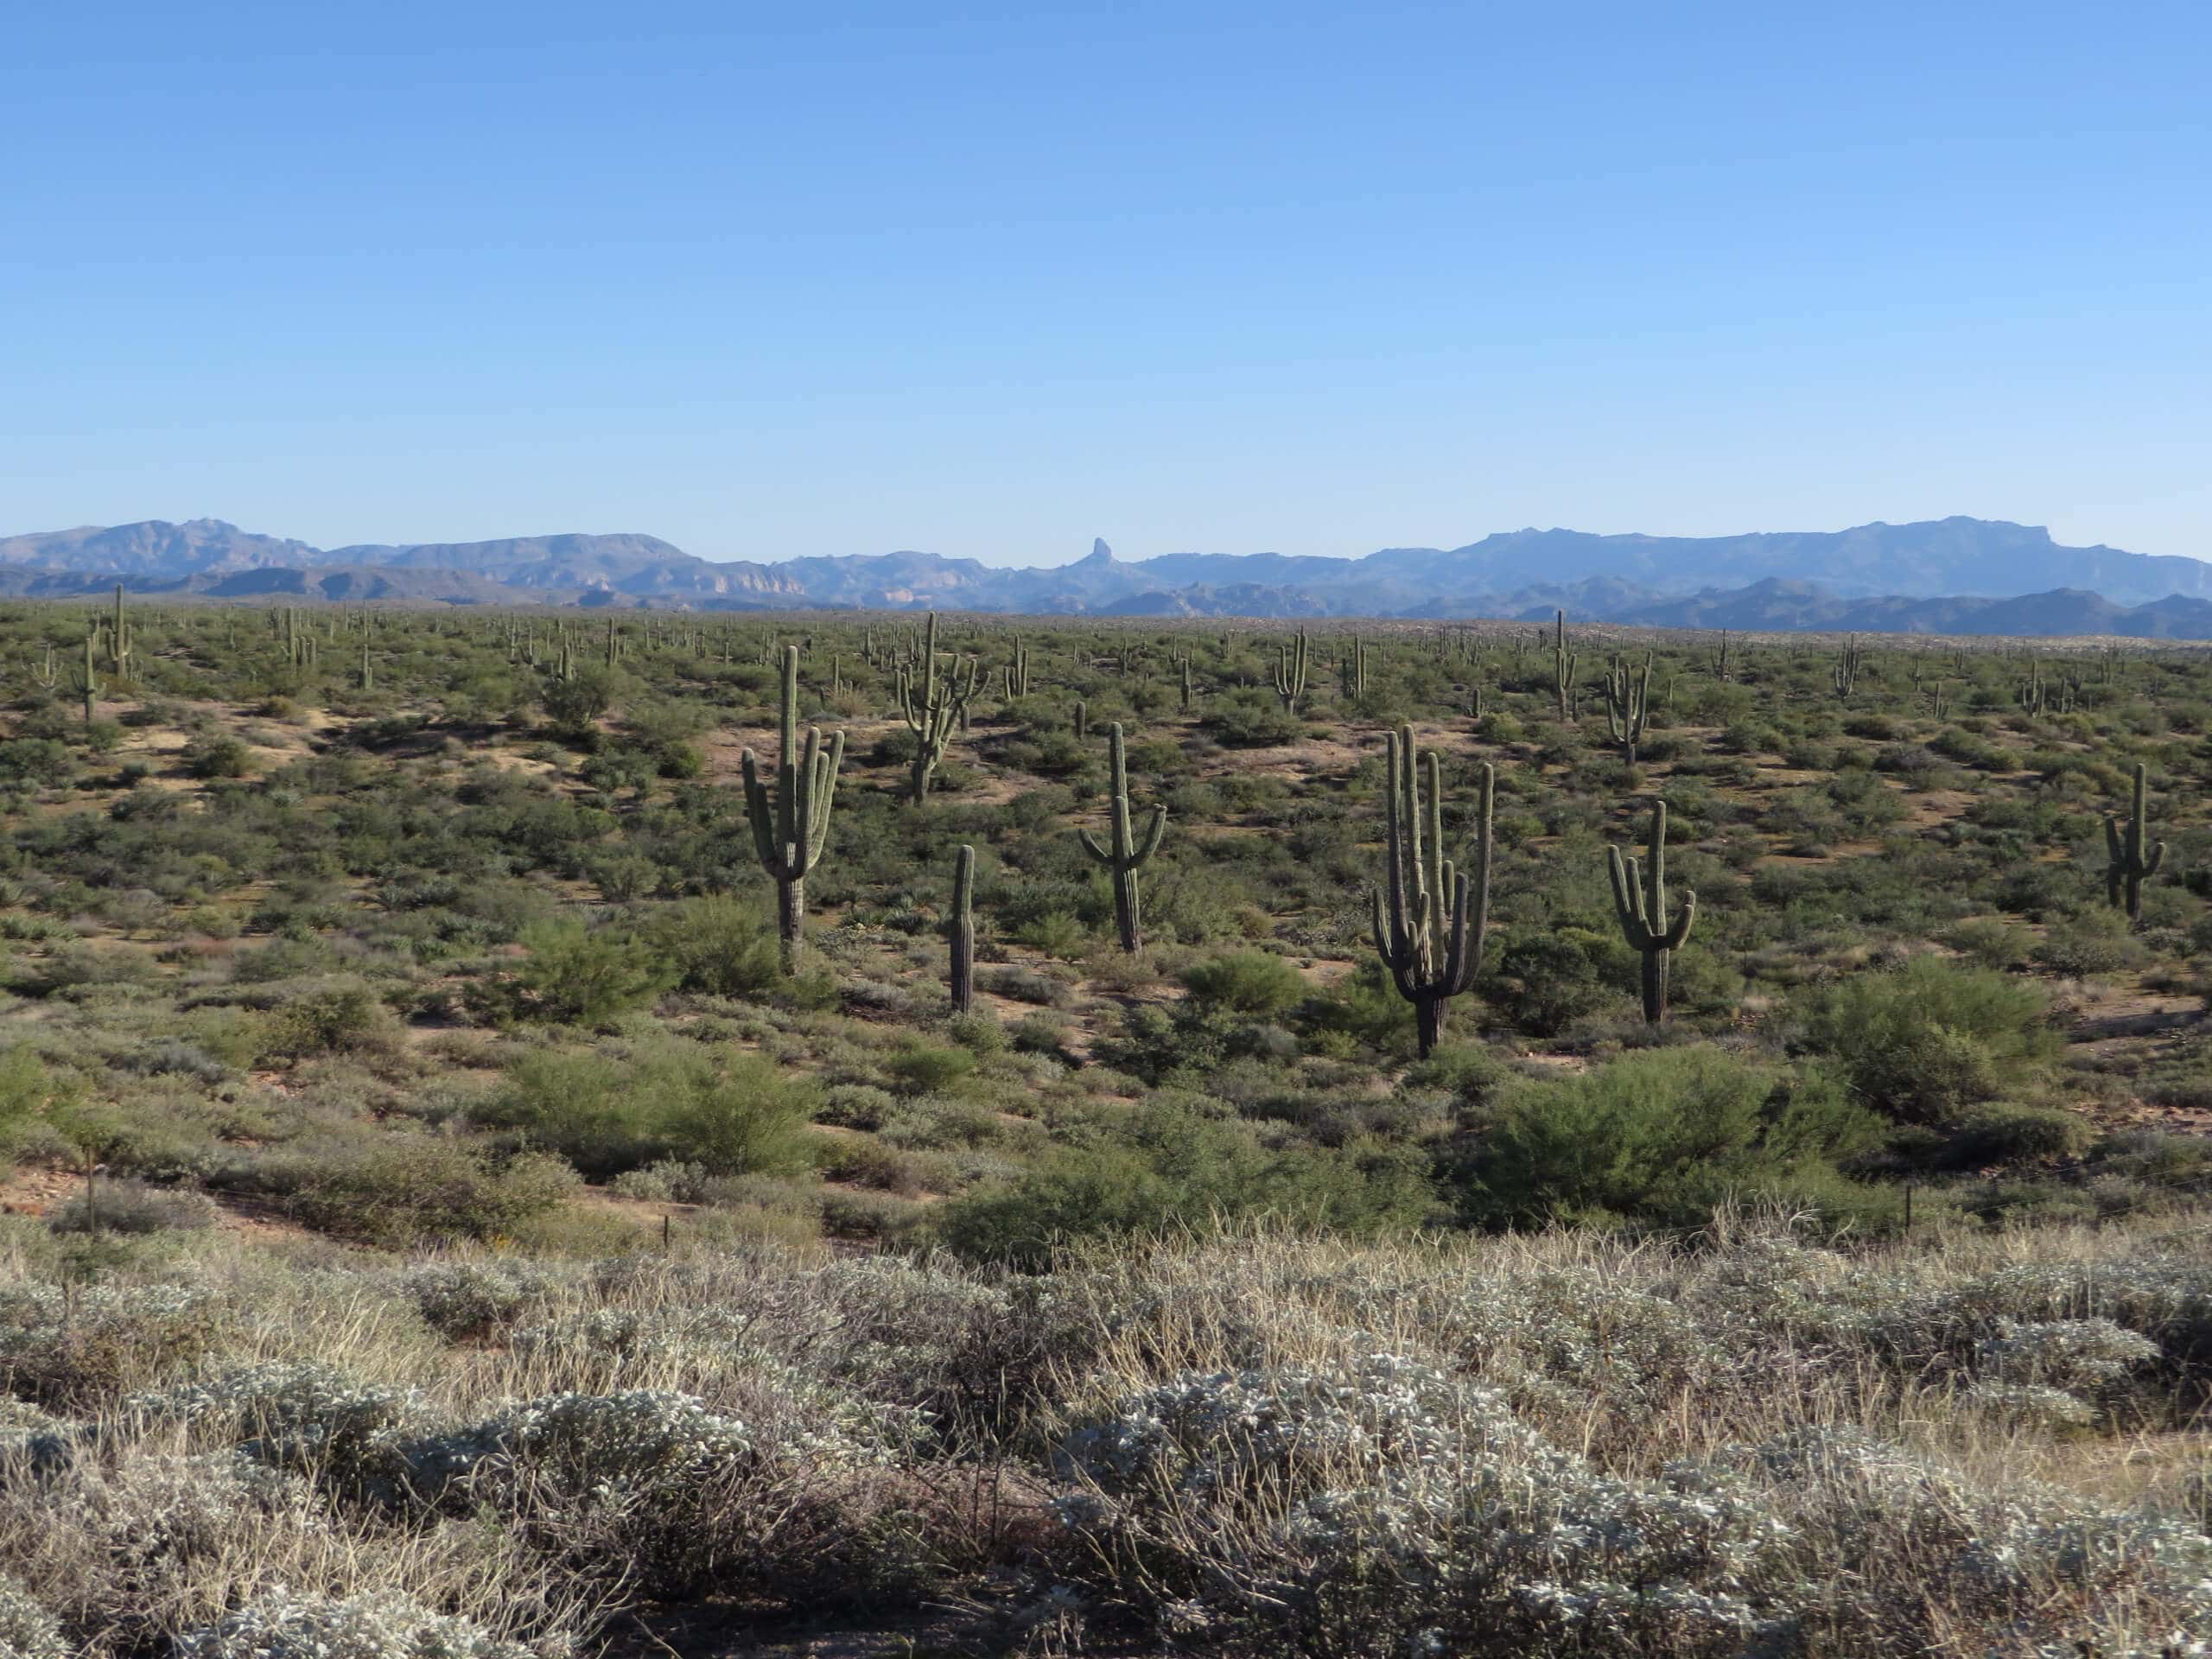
[1607,800,1696,1024]
[741,646,845,972]
[1370,725,1492,1058]
[948,843,976,1013]
[1077,722,1167,951]
[895,612,979,803]
[2104,761,2165,924]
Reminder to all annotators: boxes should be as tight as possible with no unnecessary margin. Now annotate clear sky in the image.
[3,1,2208,568]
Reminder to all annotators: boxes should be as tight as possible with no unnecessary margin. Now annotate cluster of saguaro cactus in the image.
[895,612,980,803]
[1341,635,1369,702]
[741,646,845,972]
[2105,762,2165,924]
[1602,652,1654,765]
[1274,629,1309,713]
[99,586,135,677]
[1833,637,1866,701]
[32,645,57,692]
[1370,725,1492,1058]
[2018,663,2048,715]
[1707,629,1733,682]
[1552,611,1577,720]
[1077,722,1167,952]
[1607,800,1696,1024]
[947,844,976,1012]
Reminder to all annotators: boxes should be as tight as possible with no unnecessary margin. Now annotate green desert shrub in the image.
[489,1046,817,1180]
[1180,950,1306,1017]
[1453,1048,1886,1232]
[1795,957,2058,1123]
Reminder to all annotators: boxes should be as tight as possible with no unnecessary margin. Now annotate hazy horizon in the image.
[13,512,2209,575]
[7,3,2207,567]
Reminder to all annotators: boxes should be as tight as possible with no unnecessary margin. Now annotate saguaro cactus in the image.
[1607,800,1696,1024]
[2103,761,2165,924]
[1603,652,1654,765]
[74,633,102,725]
[1179,658,1193,709]
[1552,610,1577,719]
[106,585,133,676]
[1007,639,1031,699]
[948,843,976,1013]
[895,612,980,803]
[1833,637,1865,702]
[1077,722,1167,951]
[1274,629,1309,713]
[1342,634,1369,702]
[741,646,846,971]
[1370,725,1492,1058]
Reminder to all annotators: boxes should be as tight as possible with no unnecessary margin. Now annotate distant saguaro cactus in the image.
[1607,800,1696,1025]
[1274,629,1309,713]
[895,612,980,803]
[74,632,101,725]
[741,645,845,972]
[2104,761,2165,924]
[1602,652,1654,765]
[948,843,976,1013]
[1370,725,1492,1058]
[1552,610,1577,719]
[1077,722,1167,952]
[1833,637,1866,701]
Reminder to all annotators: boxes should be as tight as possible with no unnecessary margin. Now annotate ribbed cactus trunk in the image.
[1552,610,1576,719]
[2104,762,2165,924]
[741,646,845,973]
[1077,722,1167,952]
[896,612,978,804]
[1370,725,1491,1058]
[1607,800,1697,1024]
[948,844,976,1013]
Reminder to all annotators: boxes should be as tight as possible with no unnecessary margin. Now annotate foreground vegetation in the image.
[0,597,2208,1652]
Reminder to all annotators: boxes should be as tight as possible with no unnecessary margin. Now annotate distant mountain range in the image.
[3,516,2211,638]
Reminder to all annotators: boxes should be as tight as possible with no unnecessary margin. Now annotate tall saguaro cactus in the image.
[1833,637,1866,702]
[1602,652,1654,765]
[1274,629,1309,713]
[1607,800,1697,1024]
[74,633,101,726]
[895,612,979,803]
[2104,762,2165,924]
[1370,725,1492,1058]
[948,844,976,1014]
[741,646,845,972]
[1077,722,1167,951]
[1552,610,1577,719]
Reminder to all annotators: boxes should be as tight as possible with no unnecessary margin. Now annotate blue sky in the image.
[3,1,2207,567]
